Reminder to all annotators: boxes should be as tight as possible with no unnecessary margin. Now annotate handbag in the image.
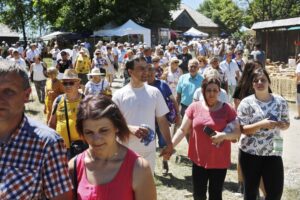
[165,97,177,124]
[100,80,112,98]
[63,95,88,158]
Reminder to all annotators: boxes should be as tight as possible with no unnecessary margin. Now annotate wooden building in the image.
[170,4,218,36]
[252,17,300,62]
[0,24,19,45]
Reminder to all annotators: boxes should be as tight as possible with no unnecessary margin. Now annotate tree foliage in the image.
[198,0,244,34]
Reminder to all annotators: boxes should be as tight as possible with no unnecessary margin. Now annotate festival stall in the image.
[93,19,151,45]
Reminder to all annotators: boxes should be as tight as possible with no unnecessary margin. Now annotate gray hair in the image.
[0,61,30,90]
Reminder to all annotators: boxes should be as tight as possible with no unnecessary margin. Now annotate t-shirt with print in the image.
[185,102,236,169]
[237,94,289,156]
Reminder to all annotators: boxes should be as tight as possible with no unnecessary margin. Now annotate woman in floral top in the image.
[237,68,290,200]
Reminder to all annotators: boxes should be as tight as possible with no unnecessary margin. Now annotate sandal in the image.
[294,116,300,120]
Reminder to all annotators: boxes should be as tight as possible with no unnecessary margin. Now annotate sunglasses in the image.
[253,78,267,84]
[62,81,76,86]
[173,61,179,64]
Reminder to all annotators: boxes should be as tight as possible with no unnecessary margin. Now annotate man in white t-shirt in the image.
[112,56,173,172]
[219,50,240,102]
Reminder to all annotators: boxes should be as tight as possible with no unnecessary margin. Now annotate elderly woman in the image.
[44,67,64,122]
[170,77,240,200]
[48,69,85,159]
[161,57,183,97]
[84,68,110,96]
[237,68,289,200]
[197,56,208,76]
[68,95,156,200]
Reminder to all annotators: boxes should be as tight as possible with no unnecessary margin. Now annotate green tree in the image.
[0,0,34,45]
[198,0,244,34]
[244,0,300,25]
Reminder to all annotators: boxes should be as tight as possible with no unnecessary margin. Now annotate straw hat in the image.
[169,57,182,65]
[87,68,105,76]
[62,69,80,80]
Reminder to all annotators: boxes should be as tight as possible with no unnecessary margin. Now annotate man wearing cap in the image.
[48,69,85,159]
[112,56,174,172]
[0,62,73,199]
[9,49,27,70]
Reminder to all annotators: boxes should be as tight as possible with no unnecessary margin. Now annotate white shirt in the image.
[26,49,40,62]
[219,60,239,86]
[32,63,46,81]
[296,63,300,73]
[112,83,169,155]
[84,80,109,95]
[10,57,27,70]
[193,87,228,103]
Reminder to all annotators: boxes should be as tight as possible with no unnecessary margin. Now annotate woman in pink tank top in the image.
[68,95,156,200]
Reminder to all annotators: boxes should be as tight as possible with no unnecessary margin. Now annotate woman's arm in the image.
[211,120,241,145]
[133,157,156,200]
[172,114,192,148]
[241,118,278,135]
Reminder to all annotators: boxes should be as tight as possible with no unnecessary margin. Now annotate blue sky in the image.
[182,0,203,9]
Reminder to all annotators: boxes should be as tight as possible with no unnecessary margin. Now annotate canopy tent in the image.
[93,20,151,45]
[183,27,209,38]
[41,31,81,41]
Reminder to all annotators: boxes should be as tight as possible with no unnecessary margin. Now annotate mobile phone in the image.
[203,126,217,137]
[268,114,278,121]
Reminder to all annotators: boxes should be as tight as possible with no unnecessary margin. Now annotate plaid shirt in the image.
[0,115,72,199]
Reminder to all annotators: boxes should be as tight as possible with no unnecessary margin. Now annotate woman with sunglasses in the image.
[237,68,290,200]
[69,95,156,200]
[84,68,110,96]
[48,69,85,159]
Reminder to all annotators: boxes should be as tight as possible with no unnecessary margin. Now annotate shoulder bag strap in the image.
[63,95,72,146]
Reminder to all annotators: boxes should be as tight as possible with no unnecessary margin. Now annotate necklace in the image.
[87,146,119,162]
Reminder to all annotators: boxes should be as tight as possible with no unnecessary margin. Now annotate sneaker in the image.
[162,160,169,176]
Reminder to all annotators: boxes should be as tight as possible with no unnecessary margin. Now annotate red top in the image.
[185,102,236,169]
[76,148,138,200]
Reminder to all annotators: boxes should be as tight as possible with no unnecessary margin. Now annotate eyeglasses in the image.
[253,78,267,84]
[206,89,219,93]
[189,65,198,69]
[173,61,179,64]
[152,60,159,63]
[62,81,76,86]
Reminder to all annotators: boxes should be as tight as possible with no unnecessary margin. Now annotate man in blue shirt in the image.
[176,59,203,140]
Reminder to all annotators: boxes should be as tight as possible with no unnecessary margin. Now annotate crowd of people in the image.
[0,36,297,200]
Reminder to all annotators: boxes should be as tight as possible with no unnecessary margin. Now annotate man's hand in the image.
[159,144,174,160]
[130,126,149,139]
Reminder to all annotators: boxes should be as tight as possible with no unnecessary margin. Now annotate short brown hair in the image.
[76,95,130,142]
[201,77,221,105]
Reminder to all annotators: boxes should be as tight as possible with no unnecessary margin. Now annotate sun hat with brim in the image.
[62,69,81,80]
[169,57,182,65]
[87,68,105,76]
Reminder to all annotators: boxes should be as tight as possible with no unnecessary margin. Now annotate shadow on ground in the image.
[155,173,193,193]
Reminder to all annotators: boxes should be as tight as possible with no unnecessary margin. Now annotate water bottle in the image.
[273,134,283,154]
[140,124,155,146]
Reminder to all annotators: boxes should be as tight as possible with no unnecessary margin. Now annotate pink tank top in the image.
[76,148,138,200]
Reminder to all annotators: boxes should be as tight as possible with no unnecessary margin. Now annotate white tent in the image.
[93,20,151,45]
[41,31,73,40]
[183,27,209,37]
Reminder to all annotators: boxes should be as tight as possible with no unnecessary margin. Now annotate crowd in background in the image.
[0,35,296,200]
